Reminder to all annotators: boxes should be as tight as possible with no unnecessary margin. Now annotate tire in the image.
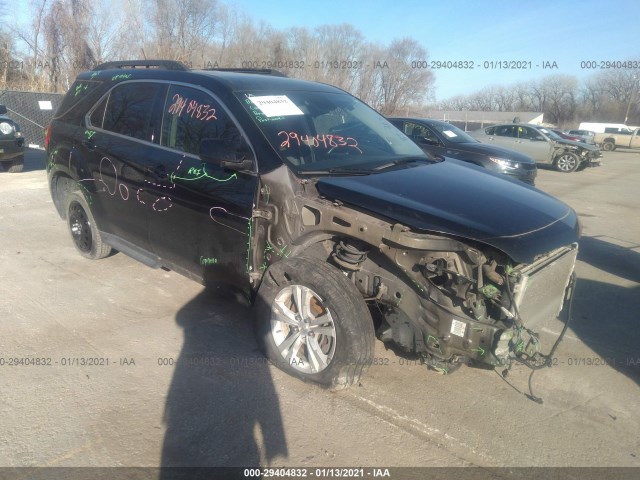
[6,156,24,173]
[554,152,579,172]
[255,256,375,390]
[602,142,615,152]
[65,190,112,259]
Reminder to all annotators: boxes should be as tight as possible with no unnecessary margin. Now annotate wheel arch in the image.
[50,173,77,219]
[47,143,95,219]
[261,231,431,327]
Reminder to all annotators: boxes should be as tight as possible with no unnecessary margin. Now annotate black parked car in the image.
[388,118,537,185]
[0,105,25,173]
[46,60,579,388]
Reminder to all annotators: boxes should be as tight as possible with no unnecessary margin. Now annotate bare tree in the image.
[148,0,217,65]
[214,3,244,65]
[43,0,66,90]
[310,24,364,91]
[12,0,49,89]
[375,38,434,115]
[87,0,126,64]
[539,75,578,127]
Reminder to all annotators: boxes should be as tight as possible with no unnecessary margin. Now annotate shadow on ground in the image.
[570,236,640,385]
[579,235,640,284]
[160,286,288,472]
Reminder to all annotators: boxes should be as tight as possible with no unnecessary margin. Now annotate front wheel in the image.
[255,256,375,390]
[602,142,615,151]
[6,156,24,173]
[65,191,112,259]
[554,152,579,172]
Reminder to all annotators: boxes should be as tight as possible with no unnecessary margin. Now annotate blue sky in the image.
[235,0,640,100]
[14,0,639,101]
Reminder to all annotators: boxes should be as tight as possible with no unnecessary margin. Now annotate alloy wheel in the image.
[270,284,337,374]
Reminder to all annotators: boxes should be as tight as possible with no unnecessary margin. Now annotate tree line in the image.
[434,69,640,128]
[1,0,433,115]
[1,0,638,125]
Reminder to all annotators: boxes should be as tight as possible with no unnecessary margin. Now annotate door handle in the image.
[149,168,169,181]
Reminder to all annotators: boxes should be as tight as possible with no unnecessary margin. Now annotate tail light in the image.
[44,125,51,150]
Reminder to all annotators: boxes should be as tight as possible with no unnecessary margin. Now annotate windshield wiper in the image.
[372,156,432,171]
[300,157,433,176]
[300,167,373,176]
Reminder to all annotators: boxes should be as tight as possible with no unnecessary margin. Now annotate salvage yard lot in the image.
[0,149,639,469]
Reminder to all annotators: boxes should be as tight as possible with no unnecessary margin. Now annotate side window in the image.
[162,84,242,156]
[405,122,439,143]
[404,122,424,137]
[516,126,533,139]
[494,125,514,137]
[102,82,165,141]
[422,125,440,143]
[485,126,495,135]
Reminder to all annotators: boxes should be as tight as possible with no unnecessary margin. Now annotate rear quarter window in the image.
[54,80,103,121]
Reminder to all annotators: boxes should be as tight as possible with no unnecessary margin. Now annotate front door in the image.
[513,126,553,163]
[146,83,258,287]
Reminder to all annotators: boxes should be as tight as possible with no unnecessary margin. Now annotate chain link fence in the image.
[0,90,65,149]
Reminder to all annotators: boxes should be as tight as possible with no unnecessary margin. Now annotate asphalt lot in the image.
[0,149,639,472]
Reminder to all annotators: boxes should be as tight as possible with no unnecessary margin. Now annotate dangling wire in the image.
[500,272,577,404]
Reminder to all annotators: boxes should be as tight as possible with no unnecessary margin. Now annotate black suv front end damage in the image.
[252,157,580,374]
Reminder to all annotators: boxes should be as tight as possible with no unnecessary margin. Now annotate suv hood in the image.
[316,160,579,264]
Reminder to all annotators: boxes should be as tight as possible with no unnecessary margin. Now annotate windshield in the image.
[538,127,563,141]
[429,121,478,144]
[236,90,425,172]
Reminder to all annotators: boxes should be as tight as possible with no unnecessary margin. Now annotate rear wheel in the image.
[255,256,375,390]
[65,191,112,259]
[554,152,579,172]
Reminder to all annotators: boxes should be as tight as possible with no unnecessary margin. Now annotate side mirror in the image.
[0,105,7,115]
[199,138,253,171]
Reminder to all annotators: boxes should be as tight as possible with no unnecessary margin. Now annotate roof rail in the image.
[93,60,189,71]
[201,67,287,77]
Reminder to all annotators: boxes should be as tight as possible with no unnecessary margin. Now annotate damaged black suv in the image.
[46,61,579,389]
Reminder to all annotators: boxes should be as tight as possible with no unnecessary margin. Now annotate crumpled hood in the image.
[555,138,600,151]
[316,160,579,264]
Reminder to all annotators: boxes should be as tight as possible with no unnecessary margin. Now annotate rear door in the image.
[485,125,516,149]
[83,81,167,250]
[146,83,258,287]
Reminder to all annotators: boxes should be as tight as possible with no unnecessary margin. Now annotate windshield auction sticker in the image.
[248,95,304,117]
